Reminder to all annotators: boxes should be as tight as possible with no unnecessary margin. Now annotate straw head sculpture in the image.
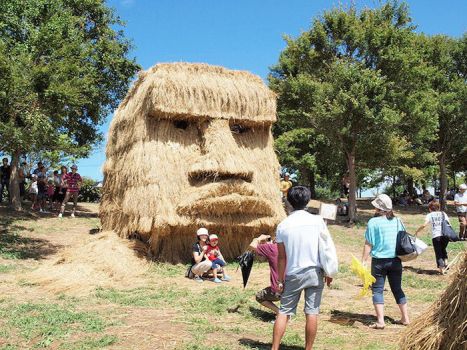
[100,63,286,262]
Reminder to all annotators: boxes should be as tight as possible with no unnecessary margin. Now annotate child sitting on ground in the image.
[204,234,231,283]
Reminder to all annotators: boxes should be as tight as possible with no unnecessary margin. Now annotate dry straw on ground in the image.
[100,63,286,262]
[26,231,149,295]
[399,250,466,350]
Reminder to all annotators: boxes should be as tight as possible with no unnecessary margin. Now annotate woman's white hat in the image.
[371,194,393,211]
[196,227,208,236]
[459,184,467,190]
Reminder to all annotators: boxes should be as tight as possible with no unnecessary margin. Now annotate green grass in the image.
[0,301,114,349]
[0,264,16,273]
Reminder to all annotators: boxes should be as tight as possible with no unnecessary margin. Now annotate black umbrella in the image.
[236,251,255,288]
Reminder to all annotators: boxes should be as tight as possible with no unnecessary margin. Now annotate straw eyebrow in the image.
[122,62,277,123]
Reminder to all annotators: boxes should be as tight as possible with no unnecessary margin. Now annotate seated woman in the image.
[190,227,215,282]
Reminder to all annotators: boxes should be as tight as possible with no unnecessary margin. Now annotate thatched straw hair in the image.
[100,62,286,262]
[399,251,466,350]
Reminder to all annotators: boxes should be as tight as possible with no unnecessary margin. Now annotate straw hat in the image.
[371,194,393,211]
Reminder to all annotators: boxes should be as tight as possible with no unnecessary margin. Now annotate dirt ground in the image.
[0,201,465,350]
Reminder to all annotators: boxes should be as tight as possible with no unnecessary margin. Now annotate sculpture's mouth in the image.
[177,181,274,217]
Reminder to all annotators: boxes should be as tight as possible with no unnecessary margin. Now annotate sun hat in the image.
[196,227,208,236]
[371,194,393,211]
[209,234,219,241]
[71,164,78,169]
[459,184,467,190]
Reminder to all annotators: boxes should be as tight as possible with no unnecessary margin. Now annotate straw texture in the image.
[399,251,466,350]
[100,62,286,262]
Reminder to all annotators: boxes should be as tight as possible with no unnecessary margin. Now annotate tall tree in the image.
[419,34,467,209]
[270,1,435,222]
[0,0,140,209]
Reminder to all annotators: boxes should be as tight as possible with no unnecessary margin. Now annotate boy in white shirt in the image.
[454,184,467,240]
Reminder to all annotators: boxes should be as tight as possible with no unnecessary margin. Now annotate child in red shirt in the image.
[204,234,231,283]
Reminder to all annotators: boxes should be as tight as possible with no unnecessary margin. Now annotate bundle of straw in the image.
[399,251,466,350]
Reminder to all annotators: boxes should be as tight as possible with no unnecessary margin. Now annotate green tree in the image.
[270,2,435,221]
[0,0,140,209]
[419,34,467,208]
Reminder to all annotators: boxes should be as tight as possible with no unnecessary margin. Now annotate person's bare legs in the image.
[374,304,385,327]
[398,303,410,325]
[271,313,289,350]
[304,314,318,350]
[260,301,279,314]
[212,267,218,279]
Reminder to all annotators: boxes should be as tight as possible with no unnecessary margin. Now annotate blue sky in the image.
[77,0,466,180]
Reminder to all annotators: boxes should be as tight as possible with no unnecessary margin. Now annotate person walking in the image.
[414,201,450,274]
[58,164,82,218]
[454,184,467,240]
[272,186,333,350]
[362,194,409,329]
[249,234,283,316]
[0,158,11,203]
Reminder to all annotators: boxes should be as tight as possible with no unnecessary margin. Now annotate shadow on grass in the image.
[239,339,303,350]
[0,205,60,260]
[329,310,397,327]
[249,306,276,322]
[403,266,440,275]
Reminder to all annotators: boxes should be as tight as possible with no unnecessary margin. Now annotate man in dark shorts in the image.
[249,234,283,315]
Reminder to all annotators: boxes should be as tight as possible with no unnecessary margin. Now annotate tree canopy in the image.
[0,0,140,208]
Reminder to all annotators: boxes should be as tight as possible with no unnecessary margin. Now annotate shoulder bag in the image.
[441,212,459,242]
[395,219,418,262]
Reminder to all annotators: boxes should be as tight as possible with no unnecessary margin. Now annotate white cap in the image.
[209,234,219,241]
[459,184,467,190]
[371,194,393,211]
[196,227,208,236]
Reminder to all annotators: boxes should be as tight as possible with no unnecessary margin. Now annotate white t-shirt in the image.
[29,182,38,194]
[276,210,327,275]
[424,211,450,239]
[454,192,466,213]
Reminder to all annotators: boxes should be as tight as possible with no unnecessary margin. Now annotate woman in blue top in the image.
[362,194,409,329]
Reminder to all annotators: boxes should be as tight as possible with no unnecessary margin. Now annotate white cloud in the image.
[120,0,135,7]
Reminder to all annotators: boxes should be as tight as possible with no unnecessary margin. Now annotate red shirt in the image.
[205,245,221,262]
[63,172,82,193]
[256,243,283,293]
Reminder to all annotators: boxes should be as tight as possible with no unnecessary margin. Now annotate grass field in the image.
[0,201,465,350]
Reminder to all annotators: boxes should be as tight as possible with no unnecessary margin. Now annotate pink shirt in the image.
[256,243,282,293]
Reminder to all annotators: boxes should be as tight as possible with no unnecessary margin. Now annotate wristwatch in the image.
[278,281,284,288]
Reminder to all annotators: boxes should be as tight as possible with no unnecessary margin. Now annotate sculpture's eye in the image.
[230,123,250,134]
[174,120,189,130]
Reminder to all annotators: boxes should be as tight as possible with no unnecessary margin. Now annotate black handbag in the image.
[395,219,418,262]
[441,213,459,242]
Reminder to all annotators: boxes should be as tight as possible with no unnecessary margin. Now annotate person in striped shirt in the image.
[58,164,82,218]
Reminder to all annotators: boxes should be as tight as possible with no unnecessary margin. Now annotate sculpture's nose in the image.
[188,119,253,182]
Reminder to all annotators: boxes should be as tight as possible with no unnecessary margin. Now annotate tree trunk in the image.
[346,151,357,223]
[392,175,396,199]
[407,177,415,197]
[9,150,22,211]
[439,154,448,211]
[308,171,316,199]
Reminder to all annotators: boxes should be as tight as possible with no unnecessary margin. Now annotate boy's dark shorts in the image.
[256,287,281,303]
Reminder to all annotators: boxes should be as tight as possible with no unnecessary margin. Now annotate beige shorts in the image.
[191,259,212,276]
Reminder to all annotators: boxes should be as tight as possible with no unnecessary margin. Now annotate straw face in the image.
[100,62,286,262]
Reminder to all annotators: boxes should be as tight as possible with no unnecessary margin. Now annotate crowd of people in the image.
[0,158,83,218]
[185,182,466,350]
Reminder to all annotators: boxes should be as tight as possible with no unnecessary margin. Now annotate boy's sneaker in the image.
[58,213,62,218]
[213,278,222,283]
[71,213,75,218]
[194,276,203,283]
[221,274,231,282]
